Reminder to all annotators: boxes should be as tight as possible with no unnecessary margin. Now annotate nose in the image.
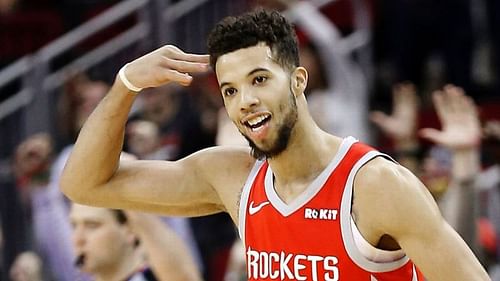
[239,86,259,112]
[72,226,86,248]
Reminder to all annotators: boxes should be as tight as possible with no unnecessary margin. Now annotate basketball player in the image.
[61,10,490,280]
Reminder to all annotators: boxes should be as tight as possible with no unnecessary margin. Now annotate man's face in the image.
[69,204,132,275]
[216,44,298,159]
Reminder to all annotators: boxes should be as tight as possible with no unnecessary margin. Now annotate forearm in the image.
[128,214,202,281]
[440,148,480,249]
[415,224,490,281]
[451,148,480,183]
[60,78,136,201]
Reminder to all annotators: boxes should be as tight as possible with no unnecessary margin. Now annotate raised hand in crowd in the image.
[420,84,482,251]
[13,133,53,187]
[419,85,481,182]
[371,83,419,146]
[9,251,43,281]
[484,120,500,141]
[370,83,419,171]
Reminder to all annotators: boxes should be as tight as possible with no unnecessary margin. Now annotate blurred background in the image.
[0,0,499,280]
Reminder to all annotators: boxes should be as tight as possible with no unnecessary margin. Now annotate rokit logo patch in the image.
[304,208,338,220]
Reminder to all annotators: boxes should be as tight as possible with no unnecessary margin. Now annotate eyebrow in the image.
[219,67,270,89]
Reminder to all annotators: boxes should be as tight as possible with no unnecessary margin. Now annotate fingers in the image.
[419,128,444,144]
[160,56,209,74]
[433,84,479,125]
[159,45,210,65]
[125,45,211,89]
[154,45,210,86]
[370,111,390,129]
[431,89,447,123]
[156,69,194,86]
[392,82,418,120]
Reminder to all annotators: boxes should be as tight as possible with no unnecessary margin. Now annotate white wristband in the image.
[118,63,143,93]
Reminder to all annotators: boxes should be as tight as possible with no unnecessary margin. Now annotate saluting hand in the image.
[122,45,210,89]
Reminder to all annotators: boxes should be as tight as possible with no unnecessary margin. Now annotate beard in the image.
[243,91,298,160]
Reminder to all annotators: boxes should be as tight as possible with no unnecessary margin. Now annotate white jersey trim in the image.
[238,159,266,244]
[340,150,410,272]
[264,136,358,217]
[128,273,148,281]
[351,218,405,262]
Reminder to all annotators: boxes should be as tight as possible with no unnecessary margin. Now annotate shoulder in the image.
[355,157,415,193]
[353,156,440,237]
[188,146,257,208]
[188,146,256,177]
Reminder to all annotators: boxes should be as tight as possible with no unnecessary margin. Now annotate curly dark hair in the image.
[207,9,299,72]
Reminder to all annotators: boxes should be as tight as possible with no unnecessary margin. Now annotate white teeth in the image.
[247,115,268,126]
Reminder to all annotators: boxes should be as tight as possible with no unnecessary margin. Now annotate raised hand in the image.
[483,120,500,141]
[419,85,481,151]
[122,45,210,90]
[14,133,53,182]
[370,83,419,146]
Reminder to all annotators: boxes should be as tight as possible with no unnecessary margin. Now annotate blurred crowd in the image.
[1,0,499,280]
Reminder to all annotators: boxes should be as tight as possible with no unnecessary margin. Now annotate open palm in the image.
[419,85,481,150]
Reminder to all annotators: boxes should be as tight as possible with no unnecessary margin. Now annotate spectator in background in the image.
[478,120,500,280]
[15,140,204,280]
[127,120,171,160]
[69,203,202,281]
[1,73,204,280]
[9,133,80,281]
[0,0,18,14]
[126,119,204,272]
[0,133,55,280]
[129,82,235,281]
[57,74,109,147]
[9,251,43,281]
[128,83,213,160]
[371,83,486,265]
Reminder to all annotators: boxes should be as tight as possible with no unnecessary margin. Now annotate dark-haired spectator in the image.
[69,203,202,281]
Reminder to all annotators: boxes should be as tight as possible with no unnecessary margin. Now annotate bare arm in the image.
[60,45,232,216]
[420,85,481,248]
[354,158,490,281]
[126,212,203,281]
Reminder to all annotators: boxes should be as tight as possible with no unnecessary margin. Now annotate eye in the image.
[223,87,237,97]
[253,76,267,85]
[85,221,101,229]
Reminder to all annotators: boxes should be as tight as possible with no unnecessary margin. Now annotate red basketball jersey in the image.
[238,137,425,280]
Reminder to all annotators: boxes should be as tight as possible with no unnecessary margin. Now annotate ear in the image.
[291,67,308,97]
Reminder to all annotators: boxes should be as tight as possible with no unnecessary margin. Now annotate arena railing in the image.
[0,0,246,158]
[0,0,368,158]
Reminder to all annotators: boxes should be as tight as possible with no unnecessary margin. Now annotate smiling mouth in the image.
[244,114,271,131]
